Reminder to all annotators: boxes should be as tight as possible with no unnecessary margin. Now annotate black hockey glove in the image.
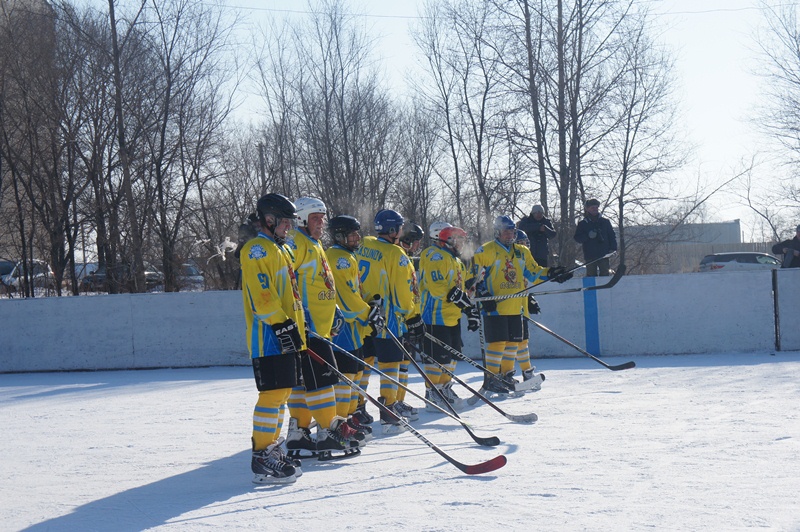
[465,306,481,332]
[464,276,477,291]
[405,315,425,342]
[271,319,302,354]
[527,294,541,315]
[548,266,573,284]
[330,307,345,337]
[476,289,497,313]
[367,295,385,334]
[446,286,472,309]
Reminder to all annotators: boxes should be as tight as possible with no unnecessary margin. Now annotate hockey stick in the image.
[402,343,501,447]
[422,332,539,420]
[525,264,626,297]
[413,343,538,424]
[472,252,618,303]
[424,331,526,391]
[305,347,507,475]
[525,317,635,371]
[308,332,499,447]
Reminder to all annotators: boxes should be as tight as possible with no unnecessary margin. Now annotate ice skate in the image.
[502,370,525,398]
[483,374,511,400]
[425,388,445,412]
[285,417,318,459]
[252,439,297,485]
[273,437,303,477]
[353,404,374,425]
[353,404,374,426]
[347,415,373,442]
[316,417,361,460]
[378,396,406,435]
[438,381,465,410]
[520,367,545,393]
[394,400,419,421]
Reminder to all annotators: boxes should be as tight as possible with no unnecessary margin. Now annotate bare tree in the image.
[251,0,402,224]
[753,2,800,233]
[598,11,686,268]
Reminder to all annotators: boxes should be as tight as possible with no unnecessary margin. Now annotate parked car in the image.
[177,263,204,291]
[81,262,163,292]
[0,259,56,292]
[698,252,781,272]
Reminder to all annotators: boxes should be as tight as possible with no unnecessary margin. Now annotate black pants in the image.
[586,257,610,277]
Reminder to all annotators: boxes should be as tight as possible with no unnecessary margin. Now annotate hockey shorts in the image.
[300,336,340,391]
[334,345,364,374]
[364,336,405,364]
[252,352,299,392]
[424,322,463,365]
[483,314,525,344]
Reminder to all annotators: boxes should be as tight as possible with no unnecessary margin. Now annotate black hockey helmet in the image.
[328,215,361,247]
[256,193,297,222]
[399,221,424,246]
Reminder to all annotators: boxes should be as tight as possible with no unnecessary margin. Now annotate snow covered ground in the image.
[2,351,799,531]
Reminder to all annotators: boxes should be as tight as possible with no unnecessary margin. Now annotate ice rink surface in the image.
[2,351,799,531]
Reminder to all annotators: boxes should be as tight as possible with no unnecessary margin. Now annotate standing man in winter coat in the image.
[517,205,557,267]
[772,225,800,268]
[573,198,617,276]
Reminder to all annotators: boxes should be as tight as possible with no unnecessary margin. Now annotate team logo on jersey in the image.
[430,252,444,262]
[399,255,410,267]
[336,257,351,270]
[502,257,517,285]
[285,236,297,250]
[249,244,267,260]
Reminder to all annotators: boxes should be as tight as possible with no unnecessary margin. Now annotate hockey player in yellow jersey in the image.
[470,215,572,397]
[512,229,545,392]
[284,197,362,460]
[325,215,385,439]
[393,221,426,421]
[241,193,305,484]
[356,209,423,434]
[419,225,478,411]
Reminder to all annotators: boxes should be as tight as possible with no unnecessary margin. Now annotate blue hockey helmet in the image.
[494,215,516,245]
[374,209,404,235]
[515,229,530,248]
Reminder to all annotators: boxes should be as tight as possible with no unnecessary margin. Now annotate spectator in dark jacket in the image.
[771,225,800,268]
[517,205,557,266]
[573,199,617,276]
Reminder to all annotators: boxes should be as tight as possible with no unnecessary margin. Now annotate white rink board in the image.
[0,270,790,372]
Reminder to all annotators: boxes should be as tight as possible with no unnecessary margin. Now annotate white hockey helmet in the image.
[429,221,452,242]
[295,197,327,227]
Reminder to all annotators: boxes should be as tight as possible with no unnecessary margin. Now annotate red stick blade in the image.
[463,454,507,475]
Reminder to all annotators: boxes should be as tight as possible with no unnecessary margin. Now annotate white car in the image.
[698,252,781,272]
[0,259,56,292]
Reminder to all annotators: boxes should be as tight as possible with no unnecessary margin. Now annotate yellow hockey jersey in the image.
[419,244,467,327]
[325,244,371,350]
[355,236,416,337]
[286,229,337,339]
[241,233,306,358]
[471,239,547,316]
